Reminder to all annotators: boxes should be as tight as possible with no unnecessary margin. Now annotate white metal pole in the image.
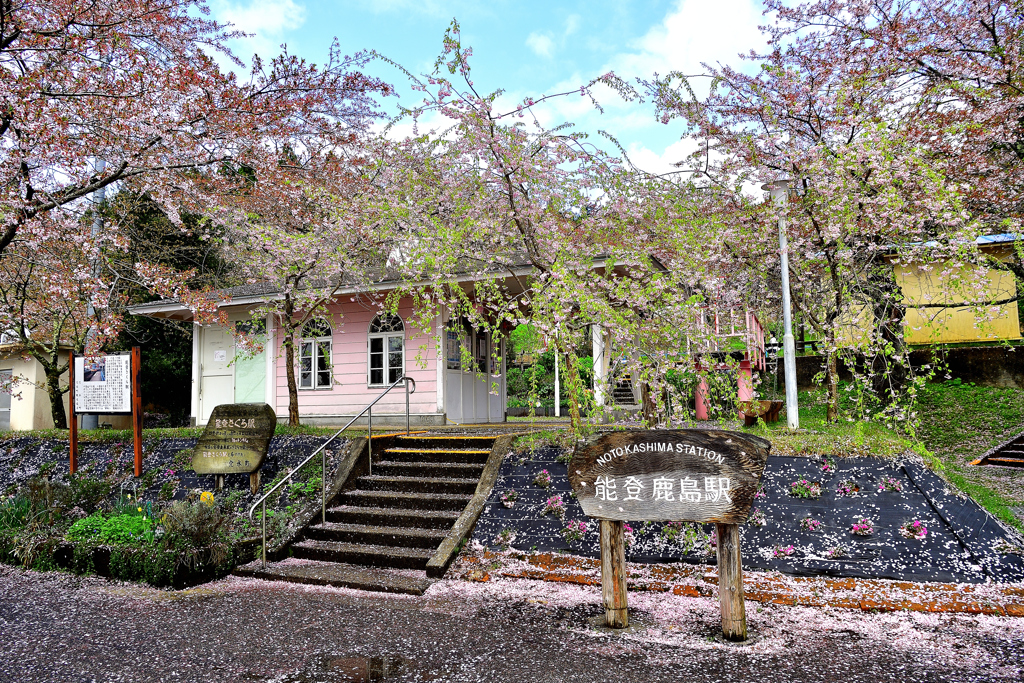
[763,180,800,430]
[554,352,560,417]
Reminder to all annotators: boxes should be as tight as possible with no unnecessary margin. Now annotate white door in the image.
[0,370,10,430]
[199,326,234,424]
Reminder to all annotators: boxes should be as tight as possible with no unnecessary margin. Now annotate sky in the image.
[207,0,770,174]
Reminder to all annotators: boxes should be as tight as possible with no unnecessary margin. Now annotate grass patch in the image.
[915,380,1024,531]
[738,389,921,460]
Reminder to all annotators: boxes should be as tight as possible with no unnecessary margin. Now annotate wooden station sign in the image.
[569,429,771,641]
[568,429,771,524]
[193,403,277,475]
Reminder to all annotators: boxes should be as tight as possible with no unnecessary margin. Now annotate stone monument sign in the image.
[193,403,277,475]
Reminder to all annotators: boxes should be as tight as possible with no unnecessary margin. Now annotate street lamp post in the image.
[762,180,800,430]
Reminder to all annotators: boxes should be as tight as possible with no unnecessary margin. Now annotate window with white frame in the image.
[299,319,333,389]
[368,314,404,386]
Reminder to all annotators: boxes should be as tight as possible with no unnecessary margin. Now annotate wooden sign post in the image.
[568,429,771,640]
[68,349,142,476]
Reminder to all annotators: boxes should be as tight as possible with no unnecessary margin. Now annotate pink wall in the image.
[274,298,438,417]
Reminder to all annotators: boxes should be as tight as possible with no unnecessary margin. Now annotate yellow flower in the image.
[199,491,215,506]
[137,507,142,513]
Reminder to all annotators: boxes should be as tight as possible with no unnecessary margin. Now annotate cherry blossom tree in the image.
[645,0,1006,424]
[0,0,392,422]
[375,23,730,430]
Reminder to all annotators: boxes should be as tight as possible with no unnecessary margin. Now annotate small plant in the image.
[827,545,847,559]
[851,518,874,536]
[542,494,565,519]
[773,544,795,558]
[533,469,552,489]
[821,455,837,475]
[555,451,573,465]
[561,519,588,544]
[493,528,517,549]
[158,482,176,502]
[622,523,635,548]
[500,490,519,508]
[878,477,903,493]
[801,516,822,532]
[747,508,766,528]
[836,480,860,497]
[899,519,927,539]
[754,484,766,500]
[789,479,822,499]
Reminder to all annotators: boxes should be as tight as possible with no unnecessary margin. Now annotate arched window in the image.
[368,314,404,386]
[299,319,332,389]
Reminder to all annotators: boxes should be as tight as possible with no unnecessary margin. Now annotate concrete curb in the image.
[456,550,1024,617]
[426,435,515,578]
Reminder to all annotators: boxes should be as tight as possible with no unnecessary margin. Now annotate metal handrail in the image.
[248,375,416,567]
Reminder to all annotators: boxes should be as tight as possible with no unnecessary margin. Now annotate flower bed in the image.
[789,479,822,499]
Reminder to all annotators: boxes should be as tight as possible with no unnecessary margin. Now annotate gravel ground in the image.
[1,565,1021,683]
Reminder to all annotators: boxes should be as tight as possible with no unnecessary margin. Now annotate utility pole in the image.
[762,180,799,430]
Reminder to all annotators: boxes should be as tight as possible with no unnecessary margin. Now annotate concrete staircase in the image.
[236,434,498,595]
[971,430,1024,468]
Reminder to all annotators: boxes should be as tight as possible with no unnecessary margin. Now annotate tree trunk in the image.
[564,351,583,434]
[825,350,840,423]
[640,381,658,427]
[284,325,300,427]
[867,264,908,405]
[44,360,68,430]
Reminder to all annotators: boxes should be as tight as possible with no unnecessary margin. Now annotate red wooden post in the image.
[69,351,77,474]
[132,346,142,477]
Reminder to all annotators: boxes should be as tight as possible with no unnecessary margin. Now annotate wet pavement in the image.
[0,566,1021,682]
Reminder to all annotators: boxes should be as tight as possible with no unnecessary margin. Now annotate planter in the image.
[741,400,784,427]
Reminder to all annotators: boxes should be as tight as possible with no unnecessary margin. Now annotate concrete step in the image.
[234,559,433,595]
[393,435,498,451]
[305,522,447,549]
[373,460,485,478]
[339,489,472,511]
[326,505,461,529]
[356,474,479,495]
[381,447,492,464]
[292,539,434,570]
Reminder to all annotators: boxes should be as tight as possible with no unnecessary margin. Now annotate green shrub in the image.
[160,500,230,567]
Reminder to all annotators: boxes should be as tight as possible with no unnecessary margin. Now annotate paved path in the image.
[0,566,1022,683]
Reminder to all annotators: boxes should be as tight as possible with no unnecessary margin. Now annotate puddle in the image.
[272,654,443,682]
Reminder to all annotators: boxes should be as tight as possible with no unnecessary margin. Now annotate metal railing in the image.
[248,375,416,567]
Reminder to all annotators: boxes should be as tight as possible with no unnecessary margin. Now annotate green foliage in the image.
[509,323,542,358]
[67,513,154,545]
[0,495,30,530]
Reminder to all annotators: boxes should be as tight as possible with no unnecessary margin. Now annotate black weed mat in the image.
[0,435,343,507]
[471,446,1024,584]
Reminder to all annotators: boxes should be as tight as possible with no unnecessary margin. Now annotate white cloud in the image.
[564,14,581,37]
[613,0,765,88]
[211,0,307,61]
[526,32,556,59]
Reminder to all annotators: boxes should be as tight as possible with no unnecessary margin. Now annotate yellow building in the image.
[897,235,1021,344]
[833,235,1021,347]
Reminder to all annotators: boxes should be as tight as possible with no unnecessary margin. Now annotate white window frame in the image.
[367,314,405,387]
[298,320,333,390]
